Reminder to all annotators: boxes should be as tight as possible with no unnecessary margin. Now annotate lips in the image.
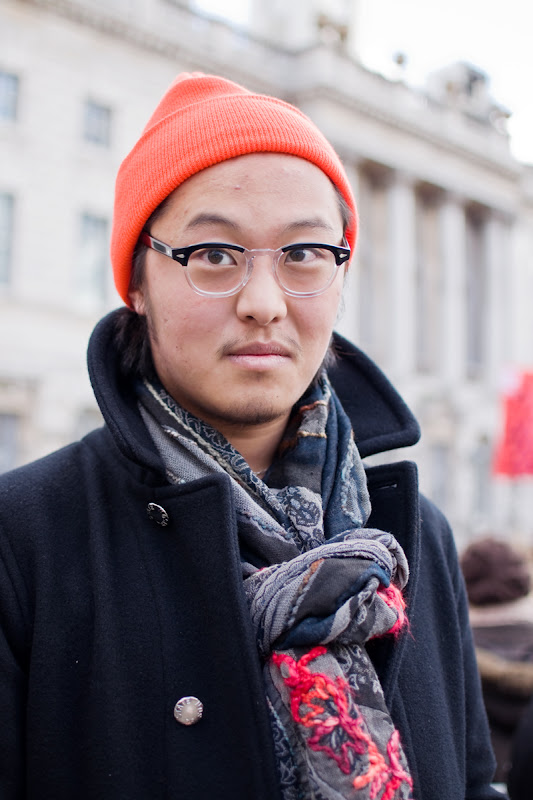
[223,340,294,371]
[228,342,292,357]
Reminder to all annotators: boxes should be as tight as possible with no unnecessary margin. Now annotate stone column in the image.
[440,192,467,383]
[387,171,416,378]
[509,215,533,366]
[485,211,512,387]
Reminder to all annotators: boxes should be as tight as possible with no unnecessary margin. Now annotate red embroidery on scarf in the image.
[377,583,409,637]
[381,729,413,800]
[272,646,413,798]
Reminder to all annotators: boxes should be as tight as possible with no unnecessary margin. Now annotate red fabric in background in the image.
[493,372,533,476]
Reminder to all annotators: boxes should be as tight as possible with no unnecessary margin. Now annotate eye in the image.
[197,247,237,266]
[285,246,327,264]
[286,248,308,263]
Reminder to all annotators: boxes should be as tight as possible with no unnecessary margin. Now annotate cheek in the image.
[308,286,343,356]
[151,292,226,364]
[297,290,342,340]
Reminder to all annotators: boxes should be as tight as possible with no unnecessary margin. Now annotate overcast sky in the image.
[194,0,533,165]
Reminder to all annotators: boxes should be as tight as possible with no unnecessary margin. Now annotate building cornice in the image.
[18,0,283,94]
[288,83,520,182]
[19,0,523,182]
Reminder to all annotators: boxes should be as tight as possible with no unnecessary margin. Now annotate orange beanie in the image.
[111,72,357,305]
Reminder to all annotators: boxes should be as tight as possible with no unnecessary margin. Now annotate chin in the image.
[203,400,287,429]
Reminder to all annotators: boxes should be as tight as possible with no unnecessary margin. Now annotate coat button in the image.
[174,696,203,726]
[146,502,169,526]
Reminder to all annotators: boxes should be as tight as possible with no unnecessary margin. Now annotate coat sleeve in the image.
[0,515,30,797]
[421,497,505,800]
[507,694,533,800]
[449,531,503,798]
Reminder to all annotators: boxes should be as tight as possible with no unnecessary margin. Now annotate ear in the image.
[129,287,146,315]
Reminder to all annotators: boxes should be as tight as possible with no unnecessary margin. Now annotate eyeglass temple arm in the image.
[141,232,187,264]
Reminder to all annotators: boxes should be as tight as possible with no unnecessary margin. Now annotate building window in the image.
[465,206,487,378]
[0,192,15,285]
[83,99,112,146]
[77,213,109,304]
[415,187,443,373]
[0,413,19,473]
[0,71,19,121]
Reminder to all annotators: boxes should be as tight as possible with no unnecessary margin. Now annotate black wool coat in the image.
[507,694,533,799]
[0,310,502,799]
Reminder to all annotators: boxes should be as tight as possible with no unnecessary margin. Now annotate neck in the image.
[219,415,290,475]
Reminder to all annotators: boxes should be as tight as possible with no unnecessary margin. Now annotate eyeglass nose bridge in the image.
[240,247,285,292]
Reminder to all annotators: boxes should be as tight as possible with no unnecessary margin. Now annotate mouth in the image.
[225,341,293,370]
[228,342,292,357]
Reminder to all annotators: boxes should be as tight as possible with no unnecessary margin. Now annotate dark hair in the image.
[334,184,354,241]
[115,306,154,379]
[130,195,172,294]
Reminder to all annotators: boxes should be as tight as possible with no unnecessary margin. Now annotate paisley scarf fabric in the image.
[137,374,414,800]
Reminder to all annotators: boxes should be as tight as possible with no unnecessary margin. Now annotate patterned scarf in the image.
[137,374,414,800]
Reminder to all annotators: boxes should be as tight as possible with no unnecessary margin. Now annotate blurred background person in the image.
[461,537,533,785]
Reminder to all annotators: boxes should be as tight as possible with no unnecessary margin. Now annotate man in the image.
[0,73,501,798]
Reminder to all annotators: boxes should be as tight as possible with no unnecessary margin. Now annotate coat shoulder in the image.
[0,430,105,496]
[0,429,109,537]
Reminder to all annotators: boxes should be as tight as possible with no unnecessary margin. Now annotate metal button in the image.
[174,696,203,726]
[146,502,169,526]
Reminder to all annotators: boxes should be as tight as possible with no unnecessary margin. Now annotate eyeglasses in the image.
[141,231,350,298]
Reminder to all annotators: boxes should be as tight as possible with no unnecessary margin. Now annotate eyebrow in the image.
[283,218,338,235]
[183,213,338,237]
[183,213,240,233]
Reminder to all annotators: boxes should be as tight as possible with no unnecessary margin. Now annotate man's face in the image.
[130,152,347,438]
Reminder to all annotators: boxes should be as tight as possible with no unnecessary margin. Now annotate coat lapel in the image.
[365,461,421,699]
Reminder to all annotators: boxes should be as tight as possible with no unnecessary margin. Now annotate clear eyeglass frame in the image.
[140,231,351,298]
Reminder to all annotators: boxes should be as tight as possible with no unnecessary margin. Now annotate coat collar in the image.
[329,332,420,458]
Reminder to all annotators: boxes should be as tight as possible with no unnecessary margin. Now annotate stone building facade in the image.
[1,0,532,542]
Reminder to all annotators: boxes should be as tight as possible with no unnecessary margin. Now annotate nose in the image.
[235,254,288,325]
